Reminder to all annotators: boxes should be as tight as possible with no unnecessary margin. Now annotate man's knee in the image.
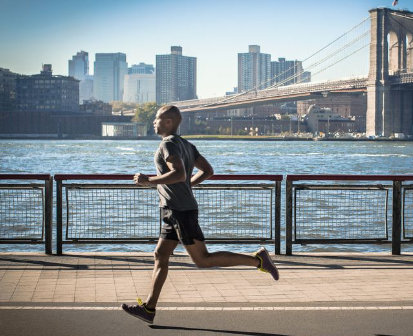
[192,254,211,268]
[154,249,170,265]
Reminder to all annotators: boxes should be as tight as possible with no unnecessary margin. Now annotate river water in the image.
[1,139,412,253]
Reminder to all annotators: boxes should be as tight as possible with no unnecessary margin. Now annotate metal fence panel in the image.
[0,185,44,240]
[65,186,159,240]
[294,186,388,241]
[63,184,274,242]
[403,185,413,240]
[194,185,273,240]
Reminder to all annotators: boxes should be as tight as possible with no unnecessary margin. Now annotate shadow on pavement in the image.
[150,324,288,336]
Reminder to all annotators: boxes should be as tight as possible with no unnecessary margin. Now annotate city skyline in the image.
[0,0,410,98]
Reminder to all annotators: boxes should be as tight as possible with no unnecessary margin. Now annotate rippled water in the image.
[1,139,412,253]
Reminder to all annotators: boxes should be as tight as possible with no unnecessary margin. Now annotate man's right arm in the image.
[191,155,214,187]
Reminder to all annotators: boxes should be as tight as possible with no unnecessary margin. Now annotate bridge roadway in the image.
[1,252,413,335]
[174,73,413,113]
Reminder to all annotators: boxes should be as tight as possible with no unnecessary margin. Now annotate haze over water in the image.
[1,139,412,253]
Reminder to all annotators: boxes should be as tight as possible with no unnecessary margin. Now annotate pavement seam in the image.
[1,305,413,311]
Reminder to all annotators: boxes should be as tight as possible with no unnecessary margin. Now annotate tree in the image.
[132,102,160,135]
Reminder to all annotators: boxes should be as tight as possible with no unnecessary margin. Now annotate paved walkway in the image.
[1,252,413,306]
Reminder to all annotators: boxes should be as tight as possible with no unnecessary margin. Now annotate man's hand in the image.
[134,173,151,186]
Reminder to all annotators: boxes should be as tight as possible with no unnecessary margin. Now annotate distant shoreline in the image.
[0,134,412,141]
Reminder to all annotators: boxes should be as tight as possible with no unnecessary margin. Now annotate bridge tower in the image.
[367,8,413,137]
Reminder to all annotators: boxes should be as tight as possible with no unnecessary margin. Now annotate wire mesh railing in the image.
[294,185,389,241]
[54,174,282,255]
[2,174,412,255]
[0,174,53,254]
[403,185,413,240]
[286,175,413,255]
[65,185,159,241]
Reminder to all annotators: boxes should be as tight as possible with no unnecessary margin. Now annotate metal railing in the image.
[286,175,413,255]
[2,173,413,255]
[0,174,53,254]
[404,185,413,240]
[54,174,282,255]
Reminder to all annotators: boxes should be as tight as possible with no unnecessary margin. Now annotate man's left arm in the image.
[191,155,214,187]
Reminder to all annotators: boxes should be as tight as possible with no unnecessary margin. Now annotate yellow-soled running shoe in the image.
[255,247,279,281]
[121,298,156,323]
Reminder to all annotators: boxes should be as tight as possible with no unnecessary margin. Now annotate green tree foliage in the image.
[110,101,160,134]
[132,102,160,135]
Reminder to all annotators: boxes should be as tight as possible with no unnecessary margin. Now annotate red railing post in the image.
[56,179,63,255]
[275,180,281,255]
[392,180,402,255]
[44,176,53,255]
[286,179,293,255]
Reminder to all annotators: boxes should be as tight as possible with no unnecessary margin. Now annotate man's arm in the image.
[191,155,214,187]
[134,155,186,186]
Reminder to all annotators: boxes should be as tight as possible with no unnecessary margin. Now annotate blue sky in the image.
[0,0,411,98]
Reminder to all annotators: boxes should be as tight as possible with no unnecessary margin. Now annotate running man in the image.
[122,105,279,323]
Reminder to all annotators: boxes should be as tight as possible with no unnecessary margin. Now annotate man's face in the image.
[153,111,172,135]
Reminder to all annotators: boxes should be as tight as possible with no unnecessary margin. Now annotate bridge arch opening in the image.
[407,33,413,72]
[387,30,401,75]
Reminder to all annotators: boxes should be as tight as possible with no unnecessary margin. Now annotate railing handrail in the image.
[287,174,413,181]
[0,174,51,180]
[54,174,283,182]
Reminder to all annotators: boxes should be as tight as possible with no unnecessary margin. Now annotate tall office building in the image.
[238,45,271,93]
[69,51,93,103]
[79,75,94,104]
[156,46,197,104]
[129,63,155,75]
[68,51,89,80]
[123,73,156,103]
[93,53,127,103]
[271,58,311,86]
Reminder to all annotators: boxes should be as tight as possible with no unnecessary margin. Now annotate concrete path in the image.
[1,252,413,335]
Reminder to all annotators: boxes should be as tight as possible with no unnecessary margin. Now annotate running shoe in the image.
[121,298,156,323]
[255,247,279,281]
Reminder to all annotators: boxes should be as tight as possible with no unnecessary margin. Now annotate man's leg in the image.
[145,238,178,309]
[184,239,259,268]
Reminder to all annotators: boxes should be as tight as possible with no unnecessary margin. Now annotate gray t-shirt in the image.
[154,134,200,211]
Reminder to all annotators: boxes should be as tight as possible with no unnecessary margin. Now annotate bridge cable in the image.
[193,17,371,108]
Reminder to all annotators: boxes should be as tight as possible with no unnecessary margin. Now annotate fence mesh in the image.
[0,186,44,240]
[403,186,413,239]
[194,185,273,239]
[294,186,388,240]
[64,184,274,241]
[66,186,159,239]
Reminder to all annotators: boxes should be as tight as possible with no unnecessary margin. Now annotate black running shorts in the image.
[160,207,205,245]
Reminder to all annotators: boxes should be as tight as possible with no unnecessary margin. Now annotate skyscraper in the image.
[123,72,156,103]
[156,46,197,104]
[270,58,311,86]
[69,51,93,103]
[238,45,271,93]
[129,63,155,75]
[94,53,127,103]
[68,51,89,80]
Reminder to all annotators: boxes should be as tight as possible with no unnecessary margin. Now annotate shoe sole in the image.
[121,305,154,324]
[260,248,279,281]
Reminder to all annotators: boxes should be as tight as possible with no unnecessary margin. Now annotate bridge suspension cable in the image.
[200,16,371,108]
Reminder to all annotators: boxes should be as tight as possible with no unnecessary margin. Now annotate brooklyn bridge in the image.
[173,8,413,137]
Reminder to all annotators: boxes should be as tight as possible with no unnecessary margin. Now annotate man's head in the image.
[153,105,182,136]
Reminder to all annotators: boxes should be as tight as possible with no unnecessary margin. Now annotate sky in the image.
[0,0,411,98]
